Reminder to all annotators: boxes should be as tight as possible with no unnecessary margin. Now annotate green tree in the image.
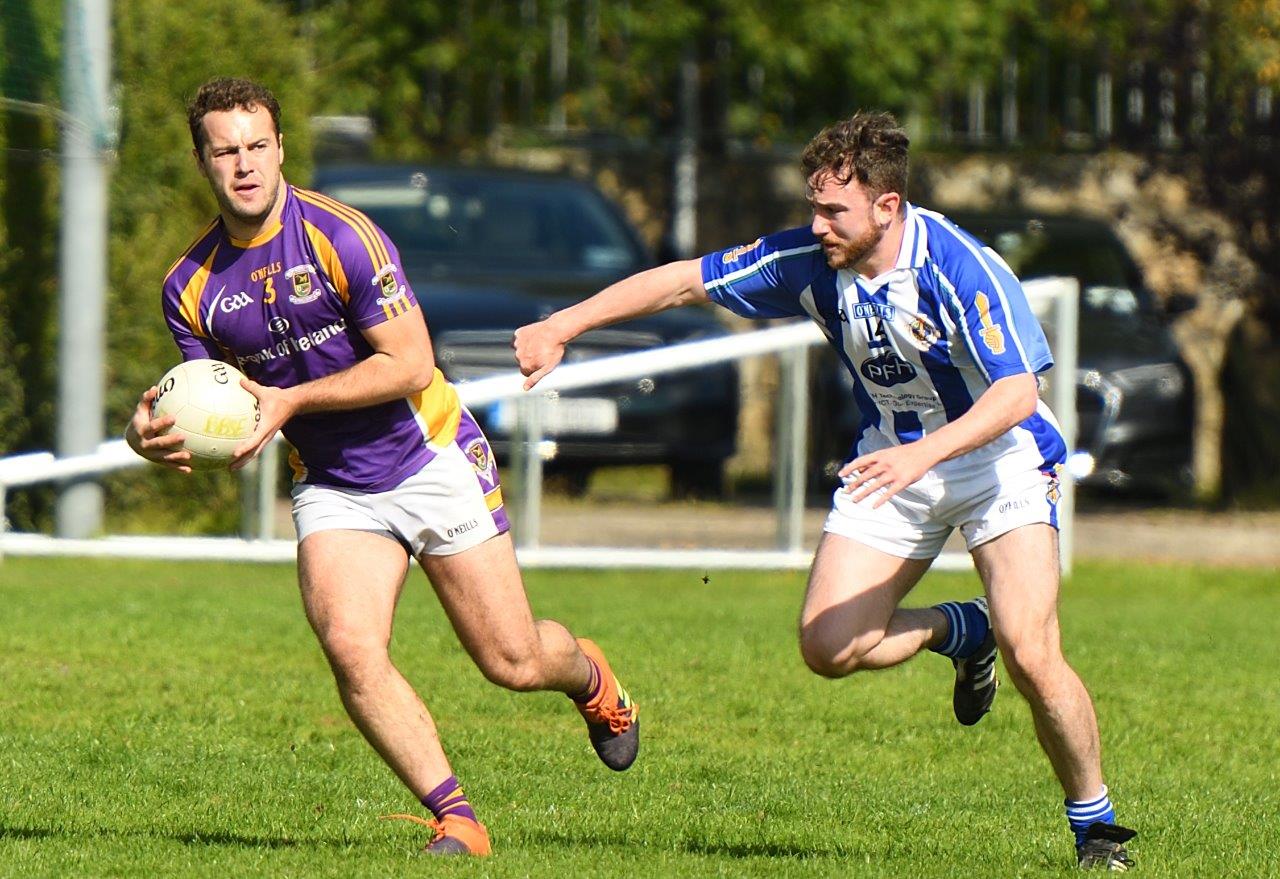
[0,0,61,528]
[103,0,314,531]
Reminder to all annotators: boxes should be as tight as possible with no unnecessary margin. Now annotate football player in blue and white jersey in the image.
[514,112,1135,870]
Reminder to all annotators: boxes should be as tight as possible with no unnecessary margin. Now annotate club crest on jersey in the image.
[286,264,320,304]
[980,325,1006,354]
[721,238,762,264]
[375,265,405,305]
[465,439,497,486]
[860,352,918,387]
[974,291,1006,354]
[908,315,940,349]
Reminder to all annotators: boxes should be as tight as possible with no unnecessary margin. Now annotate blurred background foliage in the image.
[1,0,1279,528]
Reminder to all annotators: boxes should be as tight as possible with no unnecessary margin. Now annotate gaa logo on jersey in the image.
[908,315,940,350]
[286,263,321,305]
[860,351,918,387]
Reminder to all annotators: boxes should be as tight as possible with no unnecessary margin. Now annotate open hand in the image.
[838,443,936,507]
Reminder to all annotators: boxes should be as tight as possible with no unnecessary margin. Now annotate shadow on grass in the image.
[0,823,353,851]
[526,828,844,860]
[0,826,60,841]
[172,831,303,849]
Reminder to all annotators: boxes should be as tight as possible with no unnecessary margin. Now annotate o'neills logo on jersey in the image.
[286,264,320,304]
[851,302,896,321]
[721,238,763,264]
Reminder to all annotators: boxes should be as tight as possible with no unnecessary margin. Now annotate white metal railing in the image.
[0,277,1078,572]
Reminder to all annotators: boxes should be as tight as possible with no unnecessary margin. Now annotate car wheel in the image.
[669,458,726,500]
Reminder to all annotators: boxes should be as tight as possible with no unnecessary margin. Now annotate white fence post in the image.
[1052,279,1080,577]
[513,393,546,550]
[774,347,810,553]
[257,439,280,540]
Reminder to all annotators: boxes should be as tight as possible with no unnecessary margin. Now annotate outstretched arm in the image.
[513,259,707,389]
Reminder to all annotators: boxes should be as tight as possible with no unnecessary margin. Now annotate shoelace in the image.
[588,697,635,734]
[378,812,445,843]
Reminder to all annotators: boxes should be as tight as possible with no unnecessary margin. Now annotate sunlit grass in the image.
[1,557,1276,877]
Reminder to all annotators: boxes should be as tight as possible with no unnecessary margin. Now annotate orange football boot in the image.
[574,638,640,771]
[379,812,492,856]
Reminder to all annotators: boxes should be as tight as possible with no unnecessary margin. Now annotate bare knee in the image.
[1000,636,1068,703]
[318,626,392,692]
[474,645,544,692]
[799,623,878,678]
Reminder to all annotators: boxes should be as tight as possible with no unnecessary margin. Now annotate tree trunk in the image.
[1173,298,1246,503]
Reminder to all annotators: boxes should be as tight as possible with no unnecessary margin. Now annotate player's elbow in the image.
[654,259,709,310]
[400,351,435,393]
[1013,389,1038,421]
[997,373,1040,422]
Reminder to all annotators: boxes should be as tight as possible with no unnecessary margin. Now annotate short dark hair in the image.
[800,111,909,204]
[187,77,281,153]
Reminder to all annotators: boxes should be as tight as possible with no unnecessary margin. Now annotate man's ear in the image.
[875,191,901,222]
[278,132,284,166]
[192,147,208,179]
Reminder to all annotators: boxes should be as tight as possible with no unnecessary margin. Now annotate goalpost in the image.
[0,277,1079,572]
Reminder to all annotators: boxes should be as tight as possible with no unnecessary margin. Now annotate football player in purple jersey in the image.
[515,112,1135,870]
[125,78,638,856]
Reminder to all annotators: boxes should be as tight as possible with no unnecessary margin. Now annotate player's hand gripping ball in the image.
[150,359,260,470]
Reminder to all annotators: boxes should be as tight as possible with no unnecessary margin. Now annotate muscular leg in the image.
[798,531,944,677]
[298,529,453,798]
[420,531,591,695]
[972,524,1104,800]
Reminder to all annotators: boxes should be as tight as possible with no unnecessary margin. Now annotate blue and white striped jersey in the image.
[700,204,1067,473]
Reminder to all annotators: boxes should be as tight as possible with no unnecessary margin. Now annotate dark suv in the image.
[817,213,1194,496]
[314,164,739,496]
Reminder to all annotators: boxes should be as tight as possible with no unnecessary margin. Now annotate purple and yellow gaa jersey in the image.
[161,183,463,492]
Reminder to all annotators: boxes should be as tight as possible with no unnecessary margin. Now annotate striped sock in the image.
[929,599,989,659]
[421,775,477,823]
[1065,786,1117,845]
[571,656,603,704]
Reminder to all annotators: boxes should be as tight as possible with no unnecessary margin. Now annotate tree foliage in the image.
[2,0,1279,522]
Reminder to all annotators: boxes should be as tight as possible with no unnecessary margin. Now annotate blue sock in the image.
[929,599,989,659]
[1065,786,1117,844]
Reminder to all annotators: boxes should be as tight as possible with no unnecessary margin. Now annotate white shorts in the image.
[823,456,1062,560]
[291,440,509,558]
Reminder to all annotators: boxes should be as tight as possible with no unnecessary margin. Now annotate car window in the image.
[969,222,1157,329]
[325,176,643,274]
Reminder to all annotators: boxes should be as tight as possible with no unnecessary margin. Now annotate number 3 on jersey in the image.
[263,276,276,305]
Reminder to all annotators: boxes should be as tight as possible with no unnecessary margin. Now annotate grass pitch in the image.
[1,556,1277,877]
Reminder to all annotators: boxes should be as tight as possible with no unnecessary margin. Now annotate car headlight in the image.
[1110,363,1185,400]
